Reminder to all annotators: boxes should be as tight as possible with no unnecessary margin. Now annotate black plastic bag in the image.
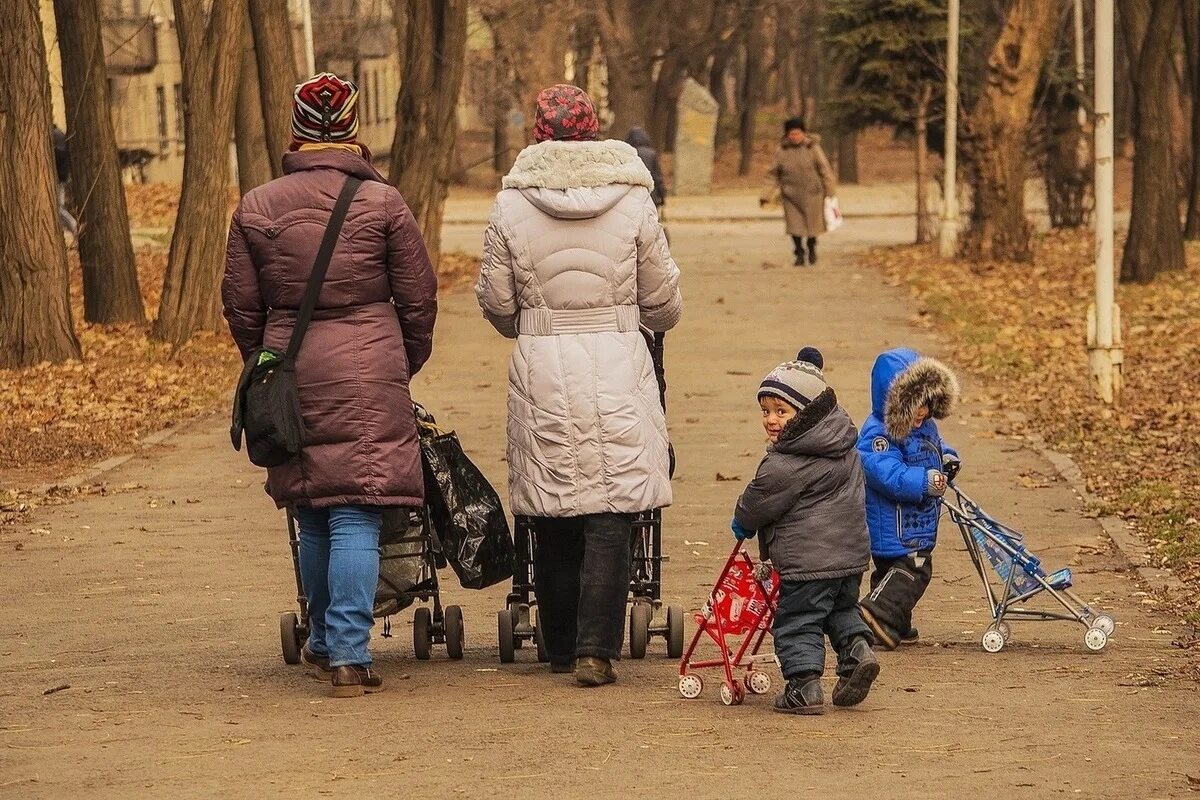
[419,423,514,590]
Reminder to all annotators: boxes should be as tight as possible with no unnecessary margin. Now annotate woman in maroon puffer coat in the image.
[222,73,437,698]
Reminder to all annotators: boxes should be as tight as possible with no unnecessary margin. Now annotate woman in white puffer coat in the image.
[475,85,683,686]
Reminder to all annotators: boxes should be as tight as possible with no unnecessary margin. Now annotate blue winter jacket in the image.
[857,349,958,558]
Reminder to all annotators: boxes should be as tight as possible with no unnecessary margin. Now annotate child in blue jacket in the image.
[857,348,960,650]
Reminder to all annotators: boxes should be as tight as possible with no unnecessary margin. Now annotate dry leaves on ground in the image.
[0,247,482,491]
[862,231,1200,616]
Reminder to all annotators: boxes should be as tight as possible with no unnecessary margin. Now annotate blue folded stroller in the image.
[943,484,1115,652]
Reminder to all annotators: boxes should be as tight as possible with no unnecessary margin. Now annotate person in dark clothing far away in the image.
[626,127,667,215]
[51,126,78,239]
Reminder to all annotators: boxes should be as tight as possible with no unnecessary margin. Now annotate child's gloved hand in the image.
[926,469,948,497]
[942,454,962,481]
[731,518,755,541]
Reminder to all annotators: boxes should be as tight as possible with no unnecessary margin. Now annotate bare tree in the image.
[249,0,300,175]
[389,0,468,268]
[738,2,770,175]
[1117,0,1185,281]
[152,0,245,347]
[479,0,573,140]
[595,0,668,137]
[52,0,145,324]
[0,0,81,367]
[235,8,273,195]
[960,0,1062,262]
[1183,0,1200,239]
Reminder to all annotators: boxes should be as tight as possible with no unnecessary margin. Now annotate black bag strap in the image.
[283,176,362,366]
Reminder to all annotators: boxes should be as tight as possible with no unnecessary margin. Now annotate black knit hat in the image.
[784,117,806,133]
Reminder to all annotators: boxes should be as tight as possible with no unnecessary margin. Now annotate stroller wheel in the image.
[744,671,773,695]
[719,682,744,706]
[666,605,685,660]
[280,612,302,665]
[413,607,432,660]
[445,605,465,660]
[981,628,1005,653]
[497,609,516,663]
[1092,613,1115,636]
[1084,626,1109,652]
[678,673,703,699]
[629,603,651,659]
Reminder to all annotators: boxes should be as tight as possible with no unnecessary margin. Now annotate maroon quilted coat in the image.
[222,149,437,509]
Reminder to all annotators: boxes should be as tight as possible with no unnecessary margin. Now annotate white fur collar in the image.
[503,139,654,191]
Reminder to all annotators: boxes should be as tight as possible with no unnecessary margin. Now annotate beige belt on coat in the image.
[517,305,641,335]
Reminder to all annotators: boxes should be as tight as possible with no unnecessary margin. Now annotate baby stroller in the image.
[278,409,467,665]
[495,330,685,662]
[943,483,1115,653]
[677,543,779,706]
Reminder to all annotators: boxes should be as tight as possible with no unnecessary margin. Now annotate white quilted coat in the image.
[475,139,683,517]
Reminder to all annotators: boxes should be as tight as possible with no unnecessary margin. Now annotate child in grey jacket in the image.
[732,355,879,714]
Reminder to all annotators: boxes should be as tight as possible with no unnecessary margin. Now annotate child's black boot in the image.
[773,672,824,715]
[832,636,880,707]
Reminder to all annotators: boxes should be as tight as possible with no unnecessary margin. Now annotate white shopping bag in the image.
[824,196,844,232]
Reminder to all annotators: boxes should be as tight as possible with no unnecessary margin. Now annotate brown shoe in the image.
[575,656,616,686]
[859,604,898,651]
[301,644,331,681]
[331,664,384,698]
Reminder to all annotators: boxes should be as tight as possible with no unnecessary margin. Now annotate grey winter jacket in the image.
[734,390,871,582]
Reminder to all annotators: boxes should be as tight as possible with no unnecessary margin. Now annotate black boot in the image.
[859,602,900,651]
[900,627,919,645]
[806,237,818,265]
[792,236,806,266]
[773,672,824,715]
[832,637,880,707]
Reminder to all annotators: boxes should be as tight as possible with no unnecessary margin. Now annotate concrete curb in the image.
[1005,410,1188,596]
[28,416,209,497]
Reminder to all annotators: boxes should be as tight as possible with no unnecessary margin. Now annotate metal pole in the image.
[938,0,961,259]
[301,0,316,77]
[1088,0,1122,404]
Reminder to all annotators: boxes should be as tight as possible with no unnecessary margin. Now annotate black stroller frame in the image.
[279,504,466,665]
[495,331,685,663]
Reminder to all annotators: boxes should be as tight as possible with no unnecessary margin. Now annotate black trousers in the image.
[773,574,871,679]
[531,513,632,663]
[791,235,817,257]
[861,552,934,639]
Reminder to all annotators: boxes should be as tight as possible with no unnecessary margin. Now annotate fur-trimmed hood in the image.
[772,388,858,458]
[503,139,654,191]
[870,348,960,441]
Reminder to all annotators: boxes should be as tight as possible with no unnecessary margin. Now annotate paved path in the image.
[3,200,1195,799]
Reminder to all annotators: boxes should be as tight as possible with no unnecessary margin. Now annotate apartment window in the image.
[155,86,167,154]
[173,83,183,153]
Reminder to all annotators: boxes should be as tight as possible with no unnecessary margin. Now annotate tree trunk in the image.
[573,10,596,93]
[235,10,272,195]
[152,0,245,347]
[1043,98,1091,228]
[248,0,298,178]
[1183,0,1200,238]
[389,0,468,269]
[650,51,686,152]
[595,0,667,137]
[1118,0,1186,281]
[52,0,145,325]
[738,4,767,176]
[961,0,1061,262]
[915,82,934,244]
[0,0,81,367]
[838,128,859,185]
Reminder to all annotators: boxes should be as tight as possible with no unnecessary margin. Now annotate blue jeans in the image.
[295,505,382,668]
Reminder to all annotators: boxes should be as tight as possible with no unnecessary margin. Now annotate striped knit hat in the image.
[758,360,829,411]
[291,73,360,147]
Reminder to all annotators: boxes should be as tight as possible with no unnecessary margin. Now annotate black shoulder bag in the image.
[230,176,361,468]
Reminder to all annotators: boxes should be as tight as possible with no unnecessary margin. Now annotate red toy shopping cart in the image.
[677,544,780,706]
